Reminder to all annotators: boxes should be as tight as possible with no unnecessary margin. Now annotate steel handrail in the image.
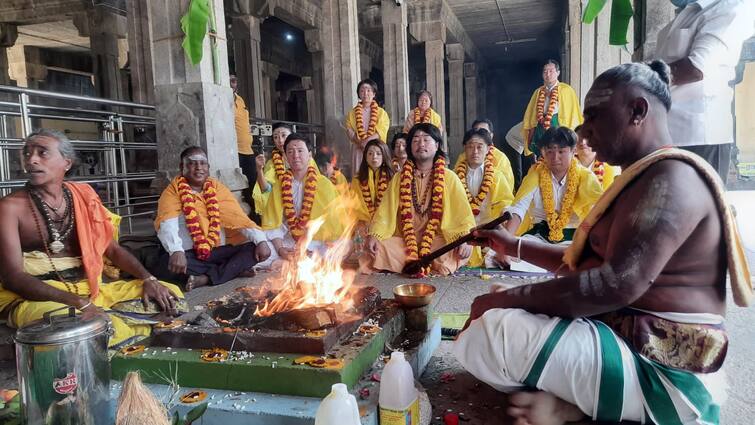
[0,85,156,110]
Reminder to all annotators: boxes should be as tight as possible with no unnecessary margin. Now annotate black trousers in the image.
[152,242,257,286]
[680,144,732,184]
[239,153,260,222]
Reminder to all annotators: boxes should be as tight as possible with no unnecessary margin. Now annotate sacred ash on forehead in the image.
[584,88,613,109]
[186,154,208,162]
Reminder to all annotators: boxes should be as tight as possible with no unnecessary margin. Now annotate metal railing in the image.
[249,117,324,154]
[0,85,157,234]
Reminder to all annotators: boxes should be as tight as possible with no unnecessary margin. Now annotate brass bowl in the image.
[393,283,436,308]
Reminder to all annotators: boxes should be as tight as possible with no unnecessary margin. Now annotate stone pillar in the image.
[477,71,487,119]
[381,0,410,131]
[126,0,153,104]
[147,0,242,191]
[0,24,18,86]
[464,62,477,129]
[306,32,326,125]
[360,52,373,80]
[425,39,446,148]
[446,43,464,161]
[84,7,126,100]
[567,0,635,102]
[317,0,361,173]
[231,15,264,118]
[261,62,279,119]
[302,76,322,124]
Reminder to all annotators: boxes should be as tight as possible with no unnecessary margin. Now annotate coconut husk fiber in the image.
[115,371,170,425]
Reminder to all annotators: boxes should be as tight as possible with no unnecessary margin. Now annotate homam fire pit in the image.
[152,215,394,354]
[151,285,390,354]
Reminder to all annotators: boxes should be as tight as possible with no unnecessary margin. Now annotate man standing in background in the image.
[230,75,260,221]
[656,0,755,182]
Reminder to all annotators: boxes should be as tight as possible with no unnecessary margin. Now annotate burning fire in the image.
[254,190,360,317]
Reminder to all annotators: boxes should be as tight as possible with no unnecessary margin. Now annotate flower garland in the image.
[391,158,403,173]
[354,100,379,141]
[281,165,319,240]
[360,169,390,217]
[413,107,431,125]
[591,160,605,185]
[271,148,287,181]
[455,151,495,216]
[398,157,445,276]
[539,158,579,242]
[535,84,560,129]
[177,177,221,261]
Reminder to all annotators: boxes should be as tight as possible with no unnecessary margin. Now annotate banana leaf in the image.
[180,0,211,65]
[582,0,608,24]
[582,0,634,46]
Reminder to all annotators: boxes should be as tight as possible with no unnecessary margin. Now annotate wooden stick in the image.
[401,212,511,275]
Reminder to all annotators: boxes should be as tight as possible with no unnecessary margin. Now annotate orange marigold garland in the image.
[455,151,495,216]
[412,107,431,125]
[539,158,579,242]
[360,169,390,217]
[354,100,379,141]
[330,168,344,186]
[177,177,221,261]
[271,148,287,181]
[281,165,319,240]
[535,84,560,129]
[398,157,445,277]
[592,160,605,184]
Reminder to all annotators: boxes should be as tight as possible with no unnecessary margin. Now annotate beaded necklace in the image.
[26,188,79,295]
[27,184,75,254]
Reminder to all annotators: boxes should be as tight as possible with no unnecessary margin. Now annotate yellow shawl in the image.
[454,147,515,190]
[345,105,390,143]
[564,148,753,307]
[350,168,387,223]
[369,168,476,244]
[252,156,318,215]
[155,176,259,245]
[260,173,343,242]
[457,167,515,268]
[403,108,443,133]
[512,160,602,236]
[521,82,583,155]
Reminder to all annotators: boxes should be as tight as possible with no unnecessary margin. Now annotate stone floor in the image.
[184,271,755,424]
[2,269,753,424]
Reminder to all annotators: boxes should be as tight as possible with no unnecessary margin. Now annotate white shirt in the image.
[656,0,755,146]
[506,172,581,228]
[543,83,560,116]
[264,177,328,254]
[465,164,493,225]
[157,215,267,254]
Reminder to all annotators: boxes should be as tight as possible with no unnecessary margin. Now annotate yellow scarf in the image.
[512,161,602,236]
[564,148,753,307]
[155,177,258,245]
[369,168,476,244]
[260,173,343,242]
[454,147,515,191]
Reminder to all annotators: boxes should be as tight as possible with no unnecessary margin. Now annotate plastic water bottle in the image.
[315,383,361,425]
[379,351,419,425]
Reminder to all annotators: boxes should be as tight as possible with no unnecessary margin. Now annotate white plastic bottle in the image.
[379,351,419,425]
[315,383,361,425]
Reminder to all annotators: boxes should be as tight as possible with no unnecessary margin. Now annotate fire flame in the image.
[254,187,360,317]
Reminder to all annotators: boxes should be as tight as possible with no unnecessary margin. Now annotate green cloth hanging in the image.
[181,0,211,65]
[582,0,634,46]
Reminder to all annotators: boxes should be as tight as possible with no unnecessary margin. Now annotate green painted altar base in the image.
[112,307,405,398]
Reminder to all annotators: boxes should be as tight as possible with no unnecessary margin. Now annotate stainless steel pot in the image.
[14,307,113,424]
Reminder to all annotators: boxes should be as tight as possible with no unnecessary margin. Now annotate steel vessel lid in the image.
[15,307,111,345]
